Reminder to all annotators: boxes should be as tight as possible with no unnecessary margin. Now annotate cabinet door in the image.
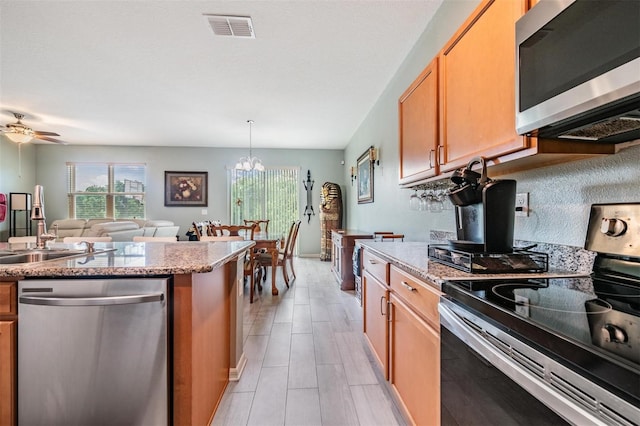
[389,294,440,426]
[363,271,389,379]
[399,56,439,185]
[439,0,530,172]
[0,320,16,426]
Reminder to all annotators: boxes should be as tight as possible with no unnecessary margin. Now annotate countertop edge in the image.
[0,241,255,278]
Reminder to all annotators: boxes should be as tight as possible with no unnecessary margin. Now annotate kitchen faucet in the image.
[30,185,57,249]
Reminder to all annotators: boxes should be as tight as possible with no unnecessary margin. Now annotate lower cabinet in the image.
[0,282,17,426]
[363,269,390,379]
[389,294,440,425]
[362,252,442,425]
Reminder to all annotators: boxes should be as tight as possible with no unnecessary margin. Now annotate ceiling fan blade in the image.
[34,130,61,137]
[36,136,68,145]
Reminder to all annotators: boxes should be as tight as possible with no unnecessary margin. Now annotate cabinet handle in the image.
[428,149,435,169]
[437,145,444,166]
[368,259,377,264]
[401,281,416,292]
[380,295,386,316]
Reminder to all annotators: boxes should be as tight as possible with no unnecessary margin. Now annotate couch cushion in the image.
[144,220,174,227]
[153,225,180,238]
[51,219,87,238]
[86,221,139,237]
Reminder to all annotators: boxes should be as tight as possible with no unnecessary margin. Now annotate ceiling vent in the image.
[205,15,255,38]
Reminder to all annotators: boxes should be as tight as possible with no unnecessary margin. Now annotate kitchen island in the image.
[0,240,254,426]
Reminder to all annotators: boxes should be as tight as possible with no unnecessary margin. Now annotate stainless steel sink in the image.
[0,249,115,265]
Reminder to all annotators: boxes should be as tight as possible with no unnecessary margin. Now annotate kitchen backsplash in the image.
[429,230,596,274]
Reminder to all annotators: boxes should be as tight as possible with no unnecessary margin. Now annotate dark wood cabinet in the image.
[330,230,373,290]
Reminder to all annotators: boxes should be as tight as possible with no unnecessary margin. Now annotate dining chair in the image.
[243,219,270,233]
[208,224,262,294]
[256,220,301,288]
[63,236,113,243]
[373,231,394,241]
[209,224,257,239]
[191,221,211,240]
[132,236,178,242]
[381,234,404,242]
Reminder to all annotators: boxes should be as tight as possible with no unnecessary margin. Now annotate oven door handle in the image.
[438,300,607,426]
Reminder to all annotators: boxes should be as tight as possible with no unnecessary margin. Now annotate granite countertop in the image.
[0,240,255,278]
[357,241,590,290]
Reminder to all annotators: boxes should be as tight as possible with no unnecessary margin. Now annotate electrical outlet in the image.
[201,209,208,215]
[515,192,529,217]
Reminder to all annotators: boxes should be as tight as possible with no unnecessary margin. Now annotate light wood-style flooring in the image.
[212,257,406,426]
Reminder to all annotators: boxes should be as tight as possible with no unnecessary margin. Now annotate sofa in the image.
[50,218,179,242]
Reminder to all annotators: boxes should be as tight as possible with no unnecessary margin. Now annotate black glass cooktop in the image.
[442,276,640,407]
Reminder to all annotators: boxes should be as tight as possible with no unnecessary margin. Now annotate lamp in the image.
[235,120,265,171]
[369,147,379,167]
[5,126,34,144]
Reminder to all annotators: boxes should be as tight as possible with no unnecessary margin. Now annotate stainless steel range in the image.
[439,203,639,425]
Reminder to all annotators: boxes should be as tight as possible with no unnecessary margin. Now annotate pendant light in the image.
[235,120,265,171]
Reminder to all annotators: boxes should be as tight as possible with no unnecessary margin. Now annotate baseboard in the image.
[229,352,247,382]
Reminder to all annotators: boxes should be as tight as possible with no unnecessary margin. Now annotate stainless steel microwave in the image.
[516,0,640,143]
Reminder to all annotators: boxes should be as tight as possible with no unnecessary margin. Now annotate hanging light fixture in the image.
[235,119,265,171]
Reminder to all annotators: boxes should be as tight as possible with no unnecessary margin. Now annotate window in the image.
[228,167,299,237]
[67,163,146,219]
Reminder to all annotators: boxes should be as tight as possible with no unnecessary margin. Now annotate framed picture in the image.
[357,148,374,204]
[164,171,208,207]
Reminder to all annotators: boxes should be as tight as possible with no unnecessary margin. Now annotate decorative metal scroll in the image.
[303,170,315,223]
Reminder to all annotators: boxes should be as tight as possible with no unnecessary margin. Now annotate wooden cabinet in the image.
[331,230,373,290]
[399,0,615,186]
[0,282,17,426]
[439,0,530,172]
[399,57,439,184]
[389,266,441,425]
[361,250,443,426]
[390,294,440,426]
[362,251,390,378]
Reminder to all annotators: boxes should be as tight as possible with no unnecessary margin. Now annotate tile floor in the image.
[212,257,406,426]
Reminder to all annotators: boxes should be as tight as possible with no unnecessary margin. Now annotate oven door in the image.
[438,298,624,426]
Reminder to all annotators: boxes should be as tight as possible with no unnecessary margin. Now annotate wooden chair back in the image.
[381,234,404,242]
[191,221,211,240]
[283,220,302,258]
[210,224,257,240]
[200,235,243,242]
[243,219,270,233]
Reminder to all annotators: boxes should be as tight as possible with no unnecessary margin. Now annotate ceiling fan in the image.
[1,112,67,144]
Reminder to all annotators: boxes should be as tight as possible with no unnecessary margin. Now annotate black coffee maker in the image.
[447,157,516,253]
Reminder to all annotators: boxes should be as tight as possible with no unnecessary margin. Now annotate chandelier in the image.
[235,119,265,171]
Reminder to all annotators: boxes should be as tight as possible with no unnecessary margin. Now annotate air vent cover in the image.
[205,15,255,38]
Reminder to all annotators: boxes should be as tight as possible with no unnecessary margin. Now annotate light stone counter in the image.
[357,241,590,290]
[0,240,255,277]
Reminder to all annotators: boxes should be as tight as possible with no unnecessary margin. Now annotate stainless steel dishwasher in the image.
[18,278,169,426]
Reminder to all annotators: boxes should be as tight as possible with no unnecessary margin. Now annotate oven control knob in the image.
[602,324,628,344]
[600,218,627,237]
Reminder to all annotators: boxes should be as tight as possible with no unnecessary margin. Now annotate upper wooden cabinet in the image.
[399,57,439,184]
[439,0,529,172]
[397,0,618,186]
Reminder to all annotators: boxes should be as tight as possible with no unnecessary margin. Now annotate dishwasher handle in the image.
[19,293,164,307]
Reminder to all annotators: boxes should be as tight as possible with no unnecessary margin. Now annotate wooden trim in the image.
[0,320,16,426]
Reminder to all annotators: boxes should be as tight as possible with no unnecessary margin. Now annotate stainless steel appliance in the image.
[516,0,640,143]
[18,278,169,425]
[439,203,640,425]
[447,157,516,253]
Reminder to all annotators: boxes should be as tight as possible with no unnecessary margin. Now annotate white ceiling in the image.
[0,0,442,149]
